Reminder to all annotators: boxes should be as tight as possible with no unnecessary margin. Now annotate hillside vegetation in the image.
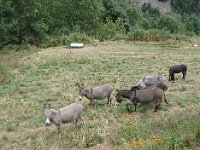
[1,0,200,48]
[137,0,171,13]
[0,38,200,149]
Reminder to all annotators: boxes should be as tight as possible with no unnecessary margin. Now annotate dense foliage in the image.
[0,0,200,48]
[171,0,200,15]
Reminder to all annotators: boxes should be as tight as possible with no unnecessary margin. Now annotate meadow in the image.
[0,39,200,150]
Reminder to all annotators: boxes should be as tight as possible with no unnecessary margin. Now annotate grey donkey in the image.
[44,103,84,133]
[116,87,168,112]
[130,75,166,90]
[76,83,113,106]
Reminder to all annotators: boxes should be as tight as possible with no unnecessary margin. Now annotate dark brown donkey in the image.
[169,64,187,81]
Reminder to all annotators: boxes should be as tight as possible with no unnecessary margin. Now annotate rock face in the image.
[137,0,171,13]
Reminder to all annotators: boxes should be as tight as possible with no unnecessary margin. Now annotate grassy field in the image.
[0,39,200,150]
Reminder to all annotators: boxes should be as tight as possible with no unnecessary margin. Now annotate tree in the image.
[171,0,200,15]
[157,14,182,33]
[65,0,103,35]
[185,15,200,35]
[0,0,19,46]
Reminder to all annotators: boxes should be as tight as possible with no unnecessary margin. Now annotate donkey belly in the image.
[138,95,155,103]
[93,92,110,100]
[61,112,79,123]
[62,115,77,123]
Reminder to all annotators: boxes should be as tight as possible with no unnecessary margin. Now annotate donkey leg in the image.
[171,73,175,81]
[154,101,161,112]
[163,93,169,104]
[75,120,78,126]
[57,125,61,133]
[182,71,186,80]
[79,114,85,124]
[169,69,172,81]
[134,103,137,111]
[131,98,138,111]
[107,94,111,104]
[106,95,112,107]
[107,96,109,104]
[168,74,171,81]
[89,99,95,107]
[107,96,112,106]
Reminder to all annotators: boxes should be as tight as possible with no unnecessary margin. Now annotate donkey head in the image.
[44,104,52,126]
[115,90,123,103]
[79,87,92,100]
[130,86,140,91]
[157,82,168,91]
[75,83,85,100]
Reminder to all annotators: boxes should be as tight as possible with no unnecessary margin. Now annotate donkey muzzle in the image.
[45,118,50,126]
[79,96,83,101]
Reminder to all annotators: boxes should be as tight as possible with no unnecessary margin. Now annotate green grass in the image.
[0,40,200,149]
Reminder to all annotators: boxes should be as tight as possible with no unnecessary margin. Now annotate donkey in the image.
[131,82,168,101]
[44,103,84,133]
[145,82,168,91]
[76,83,113,106]
[115,88,168,112]
[131,82,168,91]
[130,75,166,90]
[169,64,187,81]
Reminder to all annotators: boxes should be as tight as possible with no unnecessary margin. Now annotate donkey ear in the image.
[75,82,84,89]
[80,83,84,88]
[131,86,138,91]
[48,103,51,109]
[75,82,80,87]
[44,104,47,109]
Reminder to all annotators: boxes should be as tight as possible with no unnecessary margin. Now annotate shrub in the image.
[42,33,91,48]
[142,3,160,28]
[157,14,182,33]
[171,0,200,15]
[127,29,170,41]
[148,29,170,41]
[126,5,150,29]
[67,33,91,44]
[96,18,126,41]
[127,29,148,41]
[158,0,169,2]
[185,15,200,35]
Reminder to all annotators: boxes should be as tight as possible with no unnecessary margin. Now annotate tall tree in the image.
[0,0,19,46]
[65,0,103,35]
[171,0,200,15]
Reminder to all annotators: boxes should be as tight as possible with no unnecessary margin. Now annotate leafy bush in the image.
[148,29,170,41]
[127,29,170,41]
[0,1,19,46]
[96,18,126,41]
[127,29,148,41]
[171,0,200,15]
[102,0,125,22]
[142,3,160,28]
[158,0,169,2]
[126,5,150,29]
[157,14,182,33]
[185,15,200,35]
[42,33,91,48]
